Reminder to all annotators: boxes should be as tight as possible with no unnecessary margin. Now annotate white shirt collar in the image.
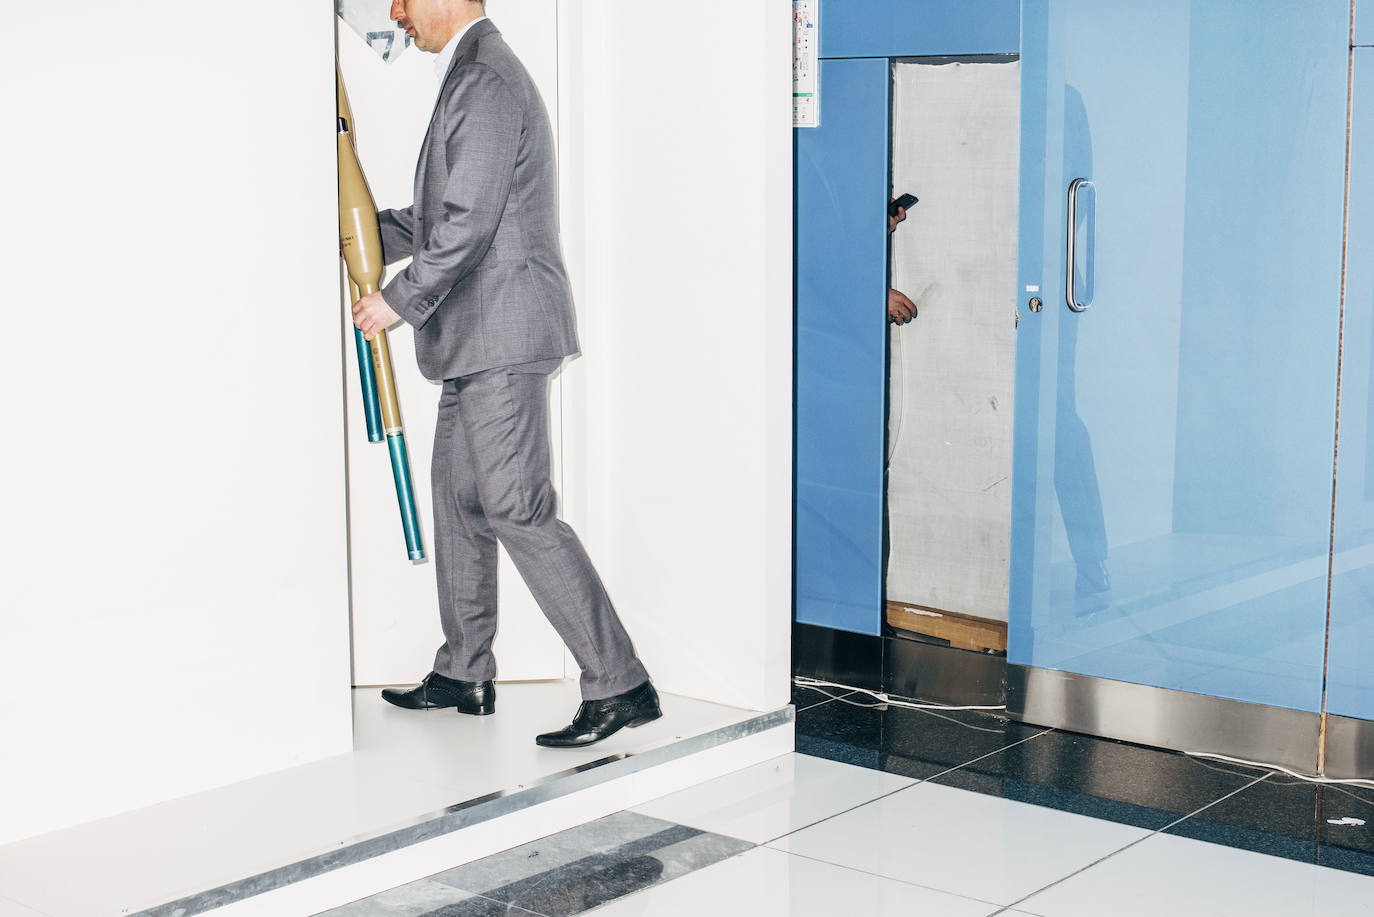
[435,16,489,82]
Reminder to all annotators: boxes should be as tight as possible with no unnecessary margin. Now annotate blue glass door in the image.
[1010,0,1350,712]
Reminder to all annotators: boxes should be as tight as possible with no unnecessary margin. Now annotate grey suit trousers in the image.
[431,364,649,701]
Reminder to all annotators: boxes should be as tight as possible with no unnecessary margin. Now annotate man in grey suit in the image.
[352,0,659,748]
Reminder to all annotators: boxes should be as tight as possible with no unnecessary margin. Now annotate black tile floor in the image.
[792,682,1374,877]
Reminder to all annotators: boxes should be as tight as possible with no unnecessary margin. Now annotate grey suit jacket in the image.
[378,20,579,381]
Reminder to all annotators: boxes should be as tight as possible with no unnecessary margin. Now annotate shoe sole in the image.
[382,697,448,710]
[381,697,495,715]
[626,708,663,728]
[535,707,663,748]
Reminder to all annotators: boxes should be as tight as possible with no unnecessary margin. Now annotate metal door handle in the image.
[1066,178,1094,312]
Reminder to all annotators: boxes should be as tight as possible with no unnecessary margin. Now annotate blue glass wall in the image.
[1328,48,1374,724]
[794,57,891,634]
[818,0,1019,59]
[795,2,1371,739]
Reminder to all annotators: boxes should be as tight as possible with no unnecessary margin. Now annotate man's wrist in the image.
[381,276,437,330]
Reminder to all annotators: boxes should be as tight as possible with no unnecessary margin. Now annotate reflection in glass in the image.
[1054,88,1109,620]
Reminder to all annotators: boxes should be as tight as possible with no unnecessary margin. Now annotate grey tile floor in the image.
[320,685,1374,916]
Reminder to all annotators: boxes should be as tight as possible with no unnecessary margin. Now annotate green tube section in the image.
[354,328,384,443]
[387,432,426,561]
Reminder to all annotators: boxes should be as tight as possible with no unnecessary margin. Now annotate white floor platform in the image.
[0,682,791,917]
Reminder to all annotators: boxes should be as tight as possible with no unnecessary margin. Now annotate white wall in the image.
[339,3,567,687]
[557,1,794,712]
[0,6,351,843]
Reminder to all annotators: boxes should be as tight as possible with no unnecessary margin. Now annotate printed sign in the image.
[794,1,820,127]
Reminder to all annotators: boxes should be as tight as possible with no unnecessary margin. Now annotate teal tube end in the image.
[353,328,384,443]
[387,432,426,562]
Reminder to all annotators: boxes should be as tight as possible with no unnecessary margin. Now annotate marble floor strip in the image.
[318,812,752,917]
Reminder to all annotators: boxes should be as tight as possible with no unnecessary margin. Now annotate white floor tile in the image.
[588,846,1001,916]
[0,683,758,917]
[0,748,470,917]
[0,897,49,917]
[768,781,1150,906]
[1016,831,1374,917]
[631,752,915,843]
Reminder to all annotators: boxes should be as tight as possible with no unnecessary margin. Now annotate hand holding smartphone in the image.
[888,193,919,217]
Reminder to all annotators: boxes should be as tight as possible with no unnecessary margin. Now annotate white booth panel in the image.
[556,1,795,713]
[0,0,792,862]
[339,3,568,687]
[0,5,351,843]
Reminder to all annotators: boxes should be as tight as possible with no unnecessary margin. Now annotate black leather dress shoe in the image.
[381,672,495,715]
[536,681,661,748]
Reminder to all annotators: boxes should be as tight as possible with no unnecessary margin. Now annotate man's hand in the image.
[889,204,907,233]
[352,290,402,341]
[888,288,917,325]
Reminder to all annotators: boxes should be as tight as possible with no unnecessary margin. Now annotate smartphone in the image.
[888,193,918,217]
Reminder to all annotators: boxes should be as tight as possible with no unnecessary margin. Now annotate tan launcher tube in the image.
[338,69,383,443]
[337,125,400,428]
[338,68,425,561]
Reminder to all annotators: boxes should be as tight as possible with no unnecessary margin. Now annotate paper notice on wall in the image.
[337,0,413,62]
[794,1,820,127]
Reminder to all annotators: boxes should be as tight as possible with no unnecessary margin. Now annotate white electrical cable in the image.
[793,676,1008,712]
[1181,751,1374,789]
